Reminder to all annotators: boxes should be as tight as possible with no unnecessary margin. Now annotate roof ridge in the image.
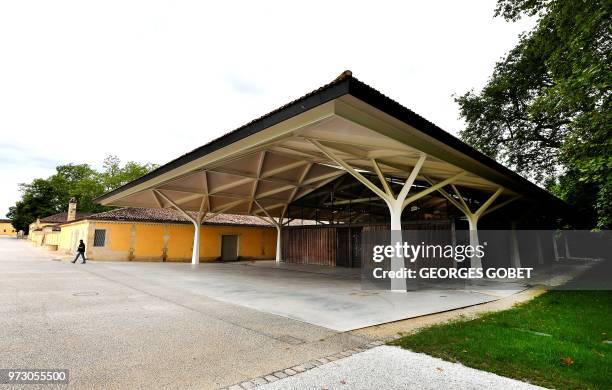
[334,69,353,81]
[95,70,354,202]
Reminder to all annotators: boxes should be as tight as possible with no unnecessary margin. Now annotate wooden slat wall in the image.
[361,221,454,275]
[335,228,351,267]
[282,226,337,266]
[282,221,453,267]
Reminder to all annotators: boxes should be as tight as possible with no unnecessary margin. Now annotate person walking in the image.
[72,239,86,264]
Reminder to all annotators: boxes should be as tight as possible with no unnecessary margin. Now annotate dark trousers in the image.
[73,252,86,263]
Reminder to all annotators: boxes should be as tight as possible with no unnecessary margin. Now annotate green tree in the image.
[48,164,105,213]
[8,156,157,233]
[100,155,157,192]
[456,0,611,228]
[7,179,58,233]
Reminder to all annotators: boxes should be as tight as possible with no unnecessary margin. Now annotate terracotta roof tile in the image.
[40,212,94,223]
[82,207,273,227]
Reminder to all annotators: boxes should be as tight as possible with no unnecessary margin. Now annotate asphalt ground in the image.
[0,237,370,389]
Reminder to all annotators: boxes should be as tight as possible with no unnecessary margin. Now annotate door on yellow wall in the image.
[221,235,238,261]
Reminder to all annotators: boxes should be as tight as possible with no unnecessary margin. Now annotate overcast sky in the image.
[0,1,535,217]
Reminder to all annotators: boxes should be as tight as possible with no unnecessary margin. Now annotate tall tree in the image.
[7,179,58,234]
[47,164,105,213]
[100,155,157,192]
[7,156,157,233]
[456,0,611,227]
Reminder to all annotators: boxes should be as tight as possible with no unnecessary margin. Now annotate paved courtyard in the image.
[0,237,527,389]
[71,258,526,332]
[0,238,369,389]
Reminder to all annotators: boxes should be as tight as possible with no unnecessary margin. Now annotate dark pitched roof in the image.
[73,207,273,227]
[95,70,568,211]
[0,219,11,223]
[40,212,94,223]
[95,71,354,203]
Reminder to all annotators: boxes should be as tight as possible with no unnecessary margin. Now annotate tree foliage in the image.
[7,156,157,233]
[100,155,157,193]
[456,0,611,228]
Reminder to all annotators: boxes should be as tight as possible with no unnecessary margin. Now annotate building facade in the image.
[28,209,94,248]
[56,208,277,262]
[0,219,17,236]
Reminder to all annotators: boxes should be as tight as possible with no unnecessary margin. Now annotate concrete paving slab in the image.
[91,259,525,331]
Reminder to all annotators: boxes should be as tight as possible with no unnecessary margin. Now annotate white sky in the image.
[0,1,534,217]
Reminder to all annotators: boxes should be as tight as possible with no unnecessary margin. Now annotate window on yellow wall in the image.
[93,229,106,247]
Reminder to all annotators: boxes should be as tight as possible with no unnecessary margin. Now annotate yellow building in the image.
[28,211,93,248]
[56,207,276,262]
[0,219,17,236]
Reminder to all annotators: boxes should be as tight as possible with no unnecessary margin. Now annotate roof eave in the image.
[95,73,570,212]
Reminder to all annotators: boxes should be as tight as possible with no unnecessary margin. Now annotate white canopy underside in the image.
[100,96,518,217]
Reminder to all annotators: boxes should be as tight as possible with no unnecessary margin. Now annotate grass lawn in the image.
[391,290,611,389]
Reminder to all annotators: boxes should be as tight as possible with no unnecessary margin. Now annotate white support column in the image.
[388,206,406,291]
[254,200,283,263]
[275,224,282,262]
[154,189,204,265]
[387,154,427,292]
[308,138,433,292]
[424,180,503,270]
[510,221,521,268]
[468,187,503,269]
[192,221,202,264]
[467,214,482,269]
[536,231,544,265]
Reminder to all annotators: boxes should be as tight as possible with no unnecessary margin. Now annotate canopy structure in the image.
[96,71,569,288]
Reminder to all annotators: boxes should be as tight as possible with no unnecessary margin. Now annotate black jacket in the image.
[77,242,85,253]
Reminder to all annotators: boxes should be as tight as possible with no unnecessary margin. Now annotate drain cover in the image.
[72,291,99,296]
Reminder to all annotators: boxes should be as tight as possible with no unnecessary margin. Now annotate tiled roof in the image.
[0,219,11,223]
[40,212,94,223]
[80,207,274,227]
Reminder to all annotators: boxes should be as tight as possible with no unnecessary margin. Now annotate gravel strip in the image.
[258,345,547,390]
